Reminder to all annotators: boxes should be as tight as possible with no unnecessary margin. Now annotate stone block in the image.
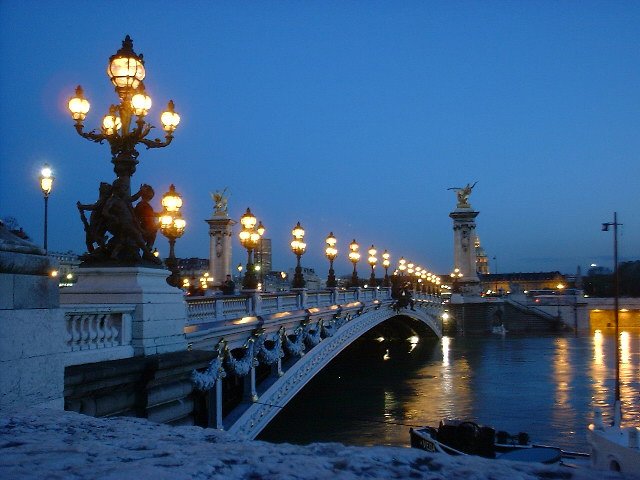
[0,275,14,309]
[13,274,59,309]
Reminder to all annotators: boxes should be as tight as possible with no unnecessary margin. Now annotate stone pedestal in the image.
[0,226,65,410]
[60,267,187,356]
[449,207,481,296]
[207,214,236,288]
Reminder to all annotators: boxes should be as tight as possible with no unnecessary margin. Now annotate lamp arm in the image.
[140,133,174,149]
[74,123,106,144]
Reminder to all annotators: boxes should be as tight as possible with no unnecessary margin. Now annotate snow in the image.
[0,408,636,480]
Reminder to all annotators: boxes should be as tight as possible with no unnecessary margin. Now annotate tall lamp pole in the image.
[367,245,377,287]
[39,164,54,252]
[348,239,360,287]
[602,212,622,417]
[325,232,338,288]
[159,184,186,287]
[290,222,306,289]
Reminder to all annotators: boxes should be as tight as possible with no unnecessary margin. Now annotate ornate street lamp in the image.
[238,208,264,290]
[382,250,390,287]
[159,184,186,287]
[450,267,463,293]
[398,257,407,276]
[39,163,54,252]
[237,263,243,283]
[367,245,377,287]
[68,36,180,265]
[348,239,360,287]
[325,232,338,288]
[290,222,306,289]
[257,221,265,285]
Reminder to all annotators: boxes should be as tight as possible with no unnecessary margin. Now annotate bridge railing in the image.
[184,287,395,326]
[62,305,136,365]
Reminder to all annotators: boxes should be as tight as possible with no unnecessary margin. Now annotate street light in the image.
[325,232,338,288]
[556,283,565,318]
[602,212,623,416]
[290,222,306,289]
[39,163,54,252]
[450,267,463,293]
[398,257,406,276]
[256,221,265,285]
[238,208,264,290]
[159,184,186,287]
[367,245,377,287]
[348,239,360,287]
[382,250,390,287]
[67,36,179,265]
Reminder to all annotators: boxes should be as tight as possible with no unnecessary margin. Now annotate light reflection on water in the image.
[258,331,640,452]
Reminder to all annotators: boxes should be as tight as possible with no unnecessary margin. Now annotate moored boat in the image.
[410,419,588,465]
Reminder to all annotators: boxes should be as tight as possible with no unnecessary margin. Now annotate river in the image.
[258,327,640,453]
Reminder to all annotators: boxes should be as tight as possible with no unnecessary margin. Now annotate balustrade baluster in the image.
[96,314,106,348]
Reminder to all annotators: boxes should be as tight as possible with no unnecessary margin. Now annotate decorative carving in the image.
[256,327,285,365]
[191,342,227,391]
[224,337,257,377]
[303,321,322,348]
[283,326,306,357]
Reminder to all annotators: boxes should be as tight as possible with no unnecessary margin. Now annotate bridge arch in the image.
[226,305,441,439]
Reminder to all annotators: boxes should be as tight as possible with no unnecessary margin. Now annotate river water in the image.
[259,328,640,453]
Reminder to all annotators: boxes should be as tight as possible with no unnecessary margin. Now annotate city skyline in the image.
[1,2,639,276]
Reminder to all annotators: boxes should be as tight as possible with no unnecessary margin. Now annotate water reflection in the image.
[259,331,640,452]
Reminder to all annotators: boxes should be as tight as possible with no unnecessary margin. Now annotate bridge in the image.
[58,285,443,438]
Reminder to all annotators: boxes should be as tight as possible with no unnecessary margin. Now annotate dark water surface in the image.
[259,329,640,453]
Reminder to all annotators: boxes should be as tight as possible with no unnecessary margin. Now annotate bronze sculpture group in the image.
[77,180,162,265]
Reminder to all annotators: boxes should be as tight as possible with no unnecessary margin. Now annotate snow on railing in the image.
[63,306,134,352]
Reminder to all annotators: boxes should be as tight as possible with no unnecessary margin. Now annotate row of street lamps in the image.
[50,37,440,293]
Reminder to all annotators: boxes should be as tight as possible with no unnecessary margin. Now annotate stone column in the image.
[206,213,236,289]
[449,207,481,296]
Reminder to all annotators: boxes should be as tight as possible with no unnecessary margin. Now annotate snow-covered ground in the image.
[0,408,636,480]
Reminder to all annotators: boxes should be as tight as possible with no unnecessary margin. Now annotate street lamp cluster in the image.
[39,164,54,252]
[159,184,186,287]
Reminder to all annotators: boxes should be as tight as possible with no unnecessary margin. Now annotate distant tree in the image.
[583,260,640,297]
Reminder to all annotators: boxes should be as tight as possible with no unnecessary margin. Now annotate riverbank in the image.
[0,407,633,480]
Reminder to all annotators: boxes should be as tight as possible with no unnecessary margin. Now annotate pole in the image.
[613,212,620,409]
[43,195,49,252]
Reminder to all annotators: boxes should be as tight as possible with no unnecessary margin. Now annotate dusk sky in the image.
[1,1,638,277]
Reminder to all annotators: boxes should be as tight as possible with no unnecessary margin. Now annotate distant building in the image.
[286,266,323,291]
[177,257,209,280]
[475,237,490,275]
[479,272,567,294]
[255,238,272,274]
[49,251,81,286]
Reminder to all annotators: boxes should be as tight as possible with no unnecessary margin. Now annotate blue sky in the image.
[1,1,638,276]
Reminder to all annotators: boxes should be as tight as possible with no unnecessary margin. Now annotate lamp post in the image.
[39,164,54,252]
[348,239,360,287]
[67,36,180,264]
[367,245,377,287]
[290,222,306,289]
[602,212,622,417]
[398,257,407,276]
[450,267,463,293]
[238,208,264,290]
[237,263,243,283]
[256,221,265,286]
[556,283,565,318]
[159,184,186,287]
[382,250,390,287]
[325,232,338,288]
